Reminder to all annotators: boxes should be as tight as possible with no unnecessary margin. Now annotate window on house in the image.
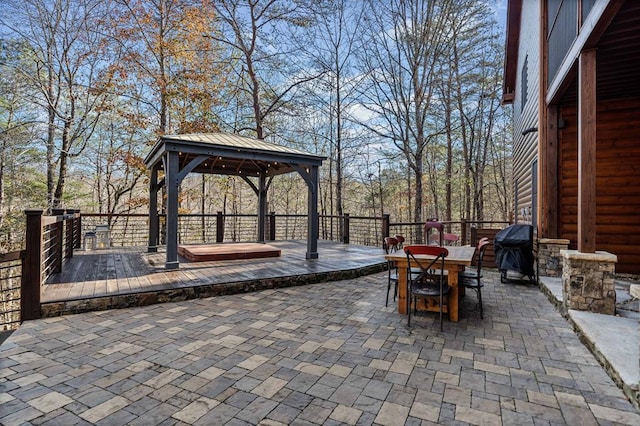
[521,55,528,112]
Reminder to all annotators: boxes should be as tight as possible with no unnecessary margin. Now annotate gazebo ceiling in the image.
[144,132,325,177]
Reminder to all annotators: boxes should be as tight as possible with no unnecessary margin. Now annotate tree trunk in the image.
[444,88,453,222]
[335,71,344,240]
[413,155,423,224]
[46,50,56,210]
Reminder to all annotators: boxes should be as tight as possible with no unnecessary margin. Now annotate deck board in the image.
[42,240,386,316]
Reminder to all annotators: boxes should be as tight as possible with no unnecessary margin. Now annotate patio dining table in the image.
[385,245,476,321]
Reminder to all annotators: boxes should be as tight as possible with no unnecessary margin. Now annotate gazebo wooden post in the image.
[165,151,180,269]
[257,174,267,243]
[148,164,159,253]
[306,165,319,259]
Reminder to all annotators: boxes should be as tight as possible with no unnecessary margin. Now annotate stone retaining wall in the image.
[562,250,617,314]
[538,238,570,277]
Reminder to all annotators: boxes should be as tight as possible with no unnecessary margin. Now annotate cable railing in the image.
[1,209,512,329]
[0,209,81,328]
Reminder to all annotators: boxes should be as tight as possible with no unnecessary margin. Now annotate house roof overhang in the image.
[144,132,326,178]
[502,0,522,105]
[548,0,634,105]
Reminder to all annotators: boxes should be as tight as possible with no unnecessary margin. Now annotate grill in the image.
[494,224,536,283]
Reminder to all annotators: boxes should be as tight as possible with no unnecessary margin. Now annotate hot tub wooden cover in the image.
[178,243,281,262]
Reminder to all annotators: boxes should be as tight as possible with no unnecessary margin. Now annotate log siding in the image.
[559,98,640,273]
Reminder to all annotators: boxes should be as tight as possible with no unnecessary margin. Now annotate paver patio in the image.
[1,270,639,425]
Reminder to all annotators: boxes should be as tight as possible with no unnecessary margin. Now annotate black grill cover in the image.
[494,224,534,278]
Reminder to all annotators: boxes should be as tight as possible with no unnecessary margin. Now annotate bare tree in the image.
[446,1,503,221]
[1,0,112,209]
[359,0,454,225]
[303,0,365,239]
[208,0,324,139]
[0,40,43,248]
[108,0,226,135]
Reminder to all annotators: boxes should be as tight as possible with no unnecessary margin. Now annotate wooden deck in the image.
[42,240,386,317]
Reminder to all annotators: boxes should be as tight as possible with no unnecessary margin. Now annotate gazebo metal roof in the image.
[144,133,325,177]
[145,132,326,269]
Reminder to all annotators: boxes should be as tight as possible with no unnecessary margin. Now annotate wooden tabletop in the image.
[385,245,476,265]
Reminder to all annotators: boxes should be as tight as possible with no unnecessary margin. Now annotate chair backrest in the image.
[383,236,399,254]
[474,239,491,274]
[394,235,405,247]
[404,244,448,282]
[443,233,459,246]
[424,220,443,246]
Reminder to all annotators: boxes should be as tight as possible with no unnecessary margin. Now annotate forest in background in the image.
[0,0,513,251]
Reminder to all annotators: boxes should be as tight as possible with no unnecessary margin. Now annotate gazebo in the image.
[144,133,326,269]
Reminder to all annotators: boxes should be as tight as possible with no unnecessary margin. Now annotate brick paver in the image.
[1,271,639,425]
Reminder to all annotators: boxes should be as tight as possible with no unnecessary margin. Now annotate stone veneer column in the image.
[561,250,617,314]
[538,238,570,277]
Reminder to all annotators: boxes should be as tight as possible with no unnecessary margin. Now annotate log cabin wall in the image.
[558,98,640,274]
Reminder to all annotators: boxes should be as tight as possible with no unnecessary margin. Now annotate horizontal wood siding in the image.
[559,98,640,273]
[512,0,541,223]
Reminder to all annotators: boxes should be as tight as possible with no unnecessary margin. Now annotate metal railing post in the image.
[74,209,82,249]
[269,212,276,240]
[461,218,468,246]
[382,214,390,239]
[216,211,224,243]
[22,209,44,321]
[51,208,65,273]
[343,213,350,244]
[64,209,75,258]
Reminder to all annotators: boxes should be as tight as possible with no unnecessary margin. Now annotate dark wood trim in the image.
[537,0,546,234]
[544,106,559,238]
[216,211,224,243]
[22,210,43,321]
[269,211,276,241]
[577,49,597,253]
[503,0,523,104]
[0,250,24,262]
[538,0,564,239]
[343,213,350,245]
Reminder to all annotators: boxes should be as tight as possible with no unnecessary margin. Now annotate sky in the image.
[492,0,508,31]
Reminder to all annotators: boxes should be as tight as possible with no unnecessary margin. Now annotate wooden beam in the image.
[578,49,597,253]
[538,0,548,237]
[543,106,559,238]
[502,0,523,104]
